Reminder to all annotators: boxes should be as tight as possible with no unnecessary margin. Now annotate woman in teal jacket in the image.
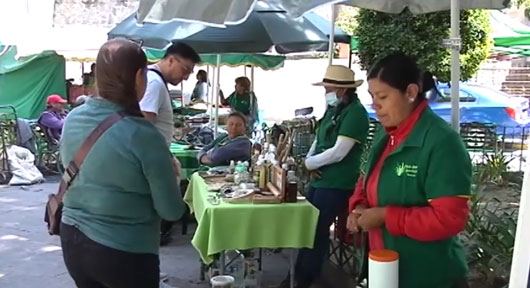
[60,39,184,288]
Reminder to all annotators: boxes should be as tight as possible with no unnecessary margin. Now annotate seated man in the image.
[198,112,252,166]
[38,94,68,146]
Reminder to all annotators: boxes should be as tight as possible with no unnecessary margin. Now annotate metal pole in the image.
[509,146,530,288]
[215,54,221,137]
[206,65,210,103]
[220,251,226,275]
[328,4,336,66]
[450,0,461,133]
[348,44,352,69]
[181,82,184,107]
[290,249,295,288]
[209,65,215,124]
[250,66,255,91]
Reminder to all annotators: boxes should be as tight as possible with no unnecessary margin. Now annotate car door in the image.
[430,87,476,123]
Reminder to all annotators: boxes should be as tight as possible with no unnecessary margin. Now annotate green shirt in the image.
[364,107,471,288]
[226,92,257,117]
[311,99,369,190]
[60,98,185,255]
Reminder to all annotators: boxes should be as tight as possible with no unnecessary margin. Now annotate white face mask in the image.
[325,92,340,107]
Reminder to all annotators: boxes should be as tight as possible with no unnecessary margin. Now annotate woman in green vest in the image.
[286,65,369,288]
[347,53,471,288]
[220,76,258,130]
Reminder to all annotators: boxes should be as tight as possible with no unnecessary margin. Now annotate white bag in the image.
[6,145,44,185]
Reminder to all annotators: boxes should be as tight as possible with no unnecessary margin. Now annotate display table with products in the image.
[184,173,319,287]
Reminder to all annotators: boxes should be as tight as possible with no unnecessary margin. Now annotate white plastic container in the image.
[211,275,235,288]
[368,249,399,288]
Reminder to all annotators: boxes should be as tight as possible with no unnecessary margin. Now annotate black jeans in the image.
[60,223,160,288]
[294,186,351,287]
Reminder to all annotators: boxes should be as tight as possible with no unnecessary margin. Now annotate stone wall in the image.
[53,0,139,27]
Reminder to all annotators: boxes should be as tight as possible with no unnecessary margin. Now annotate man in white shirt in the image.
[140,42,201,246]
[141,42,201,145]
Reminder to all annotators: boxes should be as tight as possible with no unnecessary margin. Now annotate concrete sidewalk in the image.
[0,177,355,288]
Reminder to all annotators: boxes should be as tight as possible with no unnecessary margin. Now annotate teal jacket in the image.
[60,98,184,255]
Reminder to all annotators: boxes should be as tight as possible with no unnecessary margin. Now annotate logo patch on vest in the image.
[395,163,418,177]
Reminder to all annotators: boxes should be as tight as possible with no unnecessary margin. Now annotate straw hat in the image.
[313,65,363,88]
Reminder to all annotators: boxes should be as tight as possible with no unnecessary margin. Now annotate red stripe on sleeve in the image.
[349,174,368,212]
[385,196,469,242]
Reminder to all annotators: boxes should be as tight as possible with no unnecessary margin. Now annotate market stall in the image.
[185,172,319,286]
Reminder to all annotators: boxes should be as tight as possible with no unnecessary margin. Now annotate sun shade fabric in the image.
[343,0,506,14]
[110,8,350,53]
[136,0,345,25]
[0,46,66,119]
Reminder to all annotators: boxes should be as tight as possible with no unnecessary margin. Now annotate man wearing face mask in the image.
[283,65,369,288]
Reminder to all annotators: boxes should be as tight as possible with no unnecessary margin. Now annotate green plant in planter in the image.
[480,150,514,186]
[463,181,516,287]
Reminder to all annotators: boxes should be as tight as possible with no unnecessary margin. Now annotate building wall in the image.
[53,0,138,27]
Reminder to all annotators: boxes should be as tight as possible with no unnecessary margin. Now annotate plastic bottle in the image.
[229,160,236,174]
[225,250,245,288]
[234,163,250,184]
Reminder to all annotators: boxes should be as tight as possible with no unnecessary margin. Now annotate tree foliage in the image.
[335,7,359,36]
[354,9,491,82]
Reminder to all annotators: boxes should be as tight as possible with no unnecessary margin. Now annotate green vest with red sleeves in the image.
[363,107,471,288]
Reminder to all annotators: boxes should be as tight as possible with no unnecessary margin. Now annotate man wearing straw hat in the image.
[282,65,369,287]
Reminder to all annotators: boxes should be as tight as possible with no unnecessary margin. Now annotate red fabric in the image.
[361,100,428,250]
[385,197,470,241]
[349,174,368,212]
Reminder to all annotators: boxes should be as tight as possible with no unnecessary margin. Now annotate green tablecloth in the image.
[184,173,320,264]
[170,143,200,179]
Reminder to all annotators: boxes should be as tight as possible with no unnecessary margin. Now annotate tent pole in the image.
[450,0,460,133]
[348,44,352,69]
[215,54,221,137]
[210,65,215,125]
[510,154,530,288]
[181,82,184,107]
[251,66,255,91]
[206,65,211,107]
[328,4,336,66]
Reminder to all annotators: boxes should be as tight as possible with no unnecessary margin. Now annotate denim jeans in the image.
[294,186,351,287]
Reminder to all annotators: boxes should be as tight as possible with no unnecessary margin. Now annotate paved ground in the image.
[0,176,354,288]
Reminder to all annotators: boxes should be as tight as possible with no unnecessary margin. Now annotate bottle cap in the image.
[369,249,399,262]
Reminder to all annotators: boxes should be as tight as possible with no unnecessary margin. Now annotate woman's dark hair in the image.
[325,87,358,137]
[197,70,207,83]
[95,38,147,117]
[367,53,435,101]
[235,76,251,93]
[228,111,248,128]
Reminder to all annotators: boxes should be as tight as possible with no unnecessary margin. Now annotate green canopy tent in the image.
[489,10,530,56]
[0,46,66,119]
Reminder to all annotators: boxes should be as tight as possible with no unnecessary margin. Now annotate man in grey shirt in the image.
[140,42,201,145]
[140,42,201,247]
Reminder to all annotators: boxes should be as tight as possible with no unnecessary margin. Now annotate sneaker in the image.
[160,272,169,282]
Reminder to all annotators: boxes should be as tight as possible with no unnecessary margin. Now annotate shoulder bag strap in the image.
[148,68,169,91]
[56,111,126,201]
